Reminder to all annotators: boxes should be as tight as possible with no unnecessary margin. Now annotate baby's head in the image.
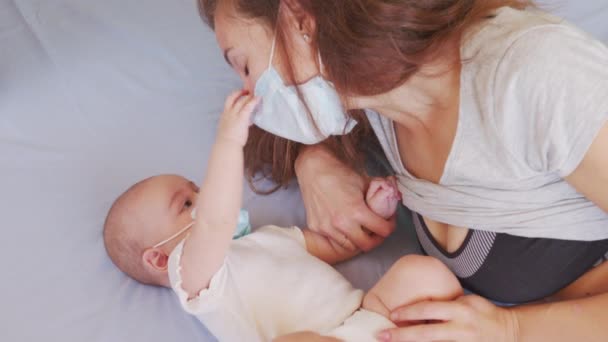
[103,174,199,287]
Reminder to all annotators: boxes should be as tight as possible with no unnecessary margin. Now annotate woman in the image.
[199,0,608,340]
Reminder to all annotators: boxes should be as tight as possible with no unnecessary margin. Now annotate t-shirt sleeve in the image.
[492,25,608,177]
[167,240,232,314]
[168,240,259,339]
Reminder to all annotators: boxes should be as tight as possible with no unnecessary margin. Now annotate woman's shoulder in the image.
[457,7,608,174]
[482,7,608,115]
[463,5,608,122]
[462,7,600,65]
[463,8,608,174]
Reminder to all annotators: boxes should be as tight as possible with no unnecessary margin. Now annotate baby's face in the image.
[133,175,199,252]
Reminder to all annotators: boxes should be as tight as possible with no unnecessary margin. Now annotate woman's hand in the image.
[378,295,519,342]
[295,145,395,252]
[217,90,260,147]
[273,331,342,342]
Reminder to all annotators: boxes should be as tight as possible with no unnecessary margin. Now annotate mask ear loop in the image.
[152,221,195,249]
[152,208,197,249]
[268,33,277,70]
[317,51,324,75]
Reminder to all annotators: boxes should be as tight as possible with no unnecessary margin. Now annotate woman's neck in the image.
[348,58,461,132]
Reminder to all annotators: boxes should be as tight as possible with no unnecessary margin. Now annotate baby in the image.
[103,91,462,341]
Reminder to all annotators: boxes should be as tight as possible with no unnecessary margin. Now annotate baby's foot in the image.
[365,177,402,219]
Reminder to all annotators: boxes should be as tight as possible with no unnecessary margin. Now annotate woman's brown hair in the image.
[198,0,534,193]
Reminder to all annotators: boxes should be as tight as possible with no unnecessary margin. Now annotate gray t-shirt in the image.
[367,7,608,241]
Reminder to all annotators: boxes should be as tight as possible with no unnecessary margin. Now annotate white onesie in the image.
[168,226,395,341]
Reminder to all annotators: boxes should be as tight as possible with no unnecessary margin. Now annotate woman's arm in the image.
[565,122,608,213]
[508,28,608,342]
[504,120,608,341]
[514,292,608,341]
[551,260,608,302]
[295,145,395,251]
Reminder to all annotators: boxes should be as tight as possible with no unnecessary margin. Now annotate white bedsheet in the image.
[1,0,606,341]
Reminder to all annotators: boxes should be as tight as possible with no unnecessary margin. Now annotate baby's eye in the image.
[244,65,249,77]
[184,199,193,209]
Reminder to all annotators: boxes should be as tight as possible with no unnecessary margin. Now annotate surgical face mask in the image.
[252,34,357,145]
[152,208,252,249]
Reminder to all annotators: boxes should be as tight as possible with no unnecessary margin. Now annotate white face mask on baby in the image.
[152,208,252,249]
[252,34,357,145]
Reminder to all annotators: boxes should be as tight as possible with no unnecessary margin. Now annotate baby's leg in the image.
[363,255,463,319]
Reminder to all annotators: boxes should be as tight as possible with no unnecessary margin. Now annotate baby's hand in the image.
[365,177,402,220]
[217,90,260,147]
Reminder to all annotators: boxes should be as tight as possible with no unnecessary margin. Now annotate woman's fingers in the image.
[343,224,385,252]
[390,300,468,323]
[378,321,462,342]
[327,234,357,253]
[327,200,394,251]
[354,204,396,238]
[322,217,382,252]
[324,224,358,252]
[379,301,466,342]
[380,297,510,342]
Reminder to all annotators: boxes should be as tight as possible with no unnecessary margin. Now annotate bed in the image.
[2,0,607,341]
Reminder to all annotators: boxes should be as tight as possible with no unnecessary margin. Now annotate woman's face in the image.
[213,2,320,92]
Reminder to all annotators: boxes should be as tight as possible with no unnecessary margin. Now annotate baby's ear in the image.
[142,248,169,272]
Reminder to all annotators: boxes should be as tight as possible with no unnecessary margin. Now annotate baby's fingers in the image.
[224,89,247,110]
[239,97,261,124]
[231,93,254,114]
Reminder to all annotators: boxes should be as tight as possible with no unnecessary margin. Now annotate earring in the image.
[302,33,310,42]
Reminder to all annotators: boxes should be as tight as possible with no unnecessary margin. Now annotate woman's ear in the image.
[142,248,169,272]
[281,0,316,40]
[277,0,320,84]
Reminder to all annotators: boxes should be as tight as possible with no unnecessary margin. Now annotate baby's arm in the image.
[304,177,401,264]
[179,92,260,297]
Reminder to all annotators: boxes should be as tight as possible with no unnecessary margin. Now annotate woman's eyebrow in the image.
[223,47,234,66]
